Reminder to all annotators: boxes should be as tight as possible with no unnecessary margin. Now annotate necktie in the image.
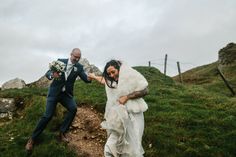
[62,64,74,91]
[65,64,74,79]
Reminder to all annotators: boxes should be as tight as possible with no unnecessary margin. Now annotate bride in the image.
[89,60,148,157]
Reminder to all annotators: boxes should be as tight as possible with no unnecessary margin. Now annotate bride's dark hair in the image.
[103,60,121,88]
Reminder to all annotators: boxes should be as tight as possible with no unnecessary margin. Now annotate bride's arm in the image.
[88,73,105,85]
[118,87,148,105]
[127,87,148,99]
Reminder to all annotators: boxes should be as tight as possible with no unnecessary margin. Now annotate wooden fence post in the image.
[164,54,167,75]
[217,67,235,96]
[177,61,183,83]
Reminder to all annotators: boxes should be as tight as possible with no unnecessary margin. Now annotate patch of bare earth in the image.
[68,105,106,157]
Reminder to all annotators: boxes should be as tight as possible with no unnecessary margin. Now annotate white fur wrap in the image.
[104,63,148,119]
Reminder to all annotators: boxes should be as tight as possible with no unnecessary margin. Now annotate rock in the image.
[27,75,52,88]
[79,58,102,76]
[218,42,236,66]
[91,135,96,139]
[2,78,26,90]
[72,123,79,128]
[0,98,15,119]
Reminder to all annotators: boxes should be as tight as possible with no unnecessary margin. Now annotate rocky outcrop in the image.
[2,78,26,90]
[218,43,236,66]
[0,98,15,119]
[79,58,102,76]
[28,75,52,88]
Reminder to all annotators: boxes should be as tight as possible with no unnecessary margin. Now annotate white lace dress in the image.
[101,63,148,157]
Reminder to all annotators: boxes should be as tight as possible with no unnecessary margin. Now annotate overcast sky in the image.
[0,0,236,86]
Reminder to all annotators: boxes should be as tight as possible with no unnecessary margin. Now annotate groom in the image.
[25,48,92,151]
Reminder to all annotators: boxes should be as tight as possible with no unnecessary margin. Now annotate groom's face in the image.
[107,66,119,81]
[70,52,81,64]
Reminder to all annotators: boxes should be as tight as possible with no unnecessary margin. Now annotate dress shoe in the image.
[59,132,70,143]
[25,138,34,151]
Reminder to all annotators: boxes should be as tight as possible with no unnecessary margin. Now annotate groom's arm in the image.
[78,71,92,83]
[45,70,53,80]
[77,65,92,83]
[45,59,61,80]
[45,70,60,80]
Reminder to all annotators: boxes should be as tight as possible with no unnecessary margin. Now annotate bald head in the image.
[72,48,81,55]
[70,48,81,64]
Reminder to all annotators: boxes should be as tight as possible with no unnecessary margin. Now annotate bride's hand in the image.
[118,96,129,105]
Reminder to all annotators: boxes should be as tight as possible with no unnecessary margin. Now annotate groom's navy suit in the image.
[31,59,91,140]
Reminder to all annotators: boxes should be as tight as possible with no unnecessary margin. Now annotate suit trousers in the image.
[31,92,77,140]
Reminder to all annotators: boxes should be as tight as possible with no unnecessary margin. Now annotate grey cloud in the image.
[0,0,236,85]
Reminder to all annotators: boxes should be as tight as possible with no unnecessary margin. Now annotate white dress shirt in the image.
[65,59,74,80]
[62,59,74,91]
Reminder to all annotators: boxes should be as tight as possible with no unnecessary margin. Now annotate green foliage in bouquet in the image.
[49,60,66,80]
[49,60,66,76]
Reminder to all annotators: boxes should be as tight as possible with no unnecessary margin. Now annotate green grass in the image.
[73,80,106,113]
[0,66,236,157]
[173,60,236,97]
[0,90,76,157]
[142,66,236,157]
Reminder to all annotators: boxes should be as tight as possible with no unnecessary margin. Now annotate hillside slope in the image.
[173,62,219,84]
[173,43,236,96]
[0,66,236,157]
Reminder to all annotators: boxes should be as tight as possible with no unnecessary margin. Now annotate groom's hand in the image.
[88,73,95,80]
[52,72,60,78]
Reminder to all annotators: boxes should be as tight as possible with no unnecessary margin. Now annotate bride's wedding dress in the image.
[102,63,148,157]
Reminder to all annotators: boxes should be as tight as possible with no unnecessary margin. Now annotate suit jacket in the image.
[45,58,91,98]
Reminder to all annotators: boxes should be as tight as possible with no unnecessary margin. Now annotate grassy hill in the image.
[173,43,236,97]
[0,66,236,157]
[173,62,219,84]
[173,61,236,96]
[173,62,236,85]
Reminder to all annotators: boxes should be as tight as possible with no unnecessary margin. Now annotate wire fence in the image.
[142,54,235,96]
[143,57,199,77]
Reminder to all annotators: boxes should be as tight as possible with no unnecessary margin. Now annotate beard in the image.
[71,59,79,64]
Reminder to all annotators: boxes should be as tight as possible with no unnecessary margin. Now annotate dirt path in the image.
[68,105,106,157]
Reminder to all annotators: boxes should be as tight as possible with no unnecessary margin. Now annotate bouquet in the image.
[49,60,66,77]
